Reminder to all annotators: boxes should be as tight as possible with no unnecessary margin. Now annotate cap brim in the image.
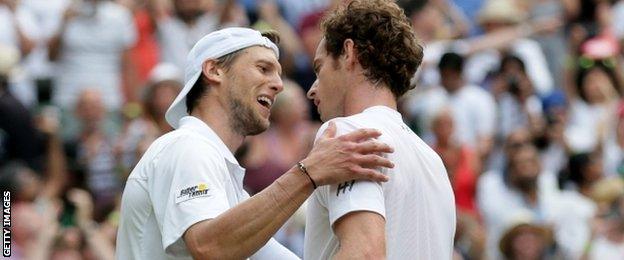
[165,70,202,129]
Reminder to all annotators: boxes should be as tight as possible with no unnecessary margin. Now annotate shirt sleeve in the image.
[148,137,232,257]
[250,238,300,260]
[314,119,387,227]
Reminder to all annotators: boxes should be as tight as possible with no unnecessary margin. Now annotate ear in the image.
[201,60,225,86]
[342,39,358,70]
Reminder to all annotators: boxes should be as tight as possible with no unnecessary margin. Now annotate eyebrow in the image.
[312,59,320,74]
[257,59,282,76]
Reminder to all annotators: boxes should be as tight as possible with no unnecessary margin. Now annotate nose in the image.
[307,80,318,100]
[270,76,284,94]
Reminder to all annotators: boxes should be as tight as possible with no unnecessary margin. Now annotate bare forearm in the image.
[185,167,311,259]
[47,33,63,61]
[44,135,67,198]
[48,20,69,61]
[13,19,35,56]
[121,49,139,102]
[83,226,115,260]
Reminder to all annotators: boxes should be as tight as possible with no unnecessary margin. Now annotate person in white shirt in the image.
[0,0,39,106]
[408,52,496,160]
[157,0,247,71]
[47,0,137,111]
[116,27,396,259]
[477,144,561,259]
[303,1,456,259]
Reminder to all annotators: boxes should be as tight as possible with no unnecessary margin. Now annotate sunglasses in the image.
[578,56,617,69]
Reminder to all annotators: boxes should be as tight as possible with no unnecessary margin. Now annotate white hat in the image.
[165,27,279,129]
[148,63,183,84]
[477,0,525,25]
[0,44,20,76]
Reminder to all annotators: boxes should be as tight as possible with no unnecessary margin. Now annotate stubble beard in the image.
[227,92,268,136]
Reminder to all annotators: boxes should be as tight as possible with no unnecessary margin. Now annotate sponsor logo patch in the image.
[175,183,211,203]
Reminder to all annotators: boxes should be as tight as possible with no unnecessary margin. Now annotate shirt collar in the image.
[362,105,402,120]
[178,116,240,166]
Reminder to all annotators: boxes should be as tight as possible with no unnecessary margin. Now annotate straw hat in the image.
[590,178,624,205]
[499,211,553,258]
[478,0,526,25]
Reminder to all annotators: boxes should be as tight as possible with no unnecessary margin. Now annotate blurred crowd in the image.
[1,0,624,259]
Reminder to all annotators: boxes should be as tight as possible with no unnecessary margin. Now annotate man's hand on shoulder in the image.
[302,121,394,187]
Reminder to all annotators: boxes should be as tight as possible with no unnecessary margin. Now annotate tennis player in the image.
[304,1,456,259]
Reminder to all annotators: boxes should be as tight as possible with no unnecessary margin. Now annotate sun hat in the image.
[477,0,525,26]
[165,27,279,129]
[499,211,553,258]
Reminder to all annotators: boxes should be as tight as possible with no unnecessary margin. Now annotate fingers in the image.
[339,128,382,142]
[350,166,389,182]
[355,154,394,169]
[321,121,337,139]
[353,140,394,154]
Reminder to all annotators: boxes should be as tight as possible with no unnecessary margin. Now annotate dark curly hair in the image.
[321,0,423,98]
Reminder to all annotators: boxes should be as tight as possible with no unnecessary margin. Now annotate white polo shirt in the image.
[304,106,456,259]
[116,116,298,259]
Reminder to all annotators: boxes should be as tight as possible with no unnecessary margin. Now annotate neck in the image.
[343,79,397,116]
[192,100,244,153]
[525,190,538,205]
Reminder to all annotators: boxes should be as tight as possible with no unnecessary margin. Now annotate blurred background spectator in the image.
[1,0,624,258]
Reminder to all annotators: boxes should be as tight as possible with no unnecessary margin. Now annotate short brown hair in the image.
[321,0,423,97]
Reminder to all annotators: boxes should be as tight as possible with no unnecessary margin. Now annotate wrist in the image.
[300,157,323,186]
[297,161,317,190]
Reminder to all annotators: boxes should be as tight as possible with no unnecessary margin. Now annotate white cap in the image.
[148,63,183,84]
[0,43,20,76]
[165,27,279,129]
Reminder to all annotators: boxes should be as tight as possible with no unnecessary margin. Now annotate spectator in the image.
[0,44,45,170]
[498,213,558,260]
[115,0,162,89]
[407,52,496,160]
[0,103,66,258]
[537,91,569,176]
[584,178,624,259]
[478,143,559,258]
[21,0,73,106]
[156,0,247,70]
[0,0,39,106]
[494,55,545,140]
[48,0,138,111]
[115,63,181,176]
[464,0,554,96]
[553,152,602,258]
[431,107,480,217]
[65,89,119,221]
[603,102,624,177]
[564,41,621,153]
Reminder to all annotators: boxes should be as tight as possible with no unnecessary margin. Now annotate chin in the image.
[247,117,270,136]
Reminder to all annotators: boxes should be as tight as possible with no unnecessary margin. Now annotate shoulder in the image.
[314,117,363,141]
[150,129,224,164]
